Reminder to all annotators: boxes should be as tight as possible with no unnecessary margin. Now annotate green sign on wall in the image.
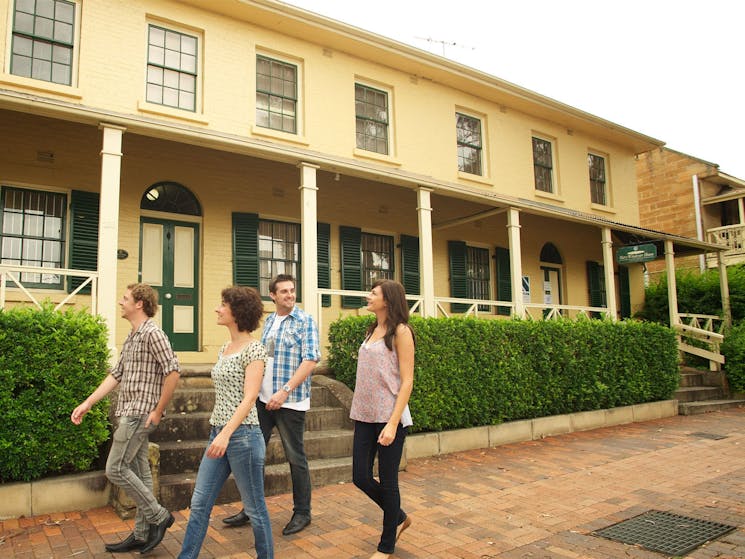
[617,243,657,264]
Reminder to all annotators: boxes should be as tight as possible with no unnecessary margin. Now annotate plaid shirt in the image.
[110,319,180,417]
[261,306,320,403]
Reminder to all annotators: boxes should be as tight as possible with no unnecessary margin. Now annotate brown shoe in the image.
[396,515,412,541]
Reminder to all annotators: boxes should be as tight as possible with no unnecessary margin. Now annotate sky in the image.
[282,0,744,179]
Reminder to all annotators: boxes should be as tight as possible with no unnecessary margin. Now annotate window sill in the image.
[0,74,82,99]
[352,148,401,166]
[251,125,309,146]
[535,190,565,203]
[457,171,493,186]
[137,101,209,125]
[590,202,616,215]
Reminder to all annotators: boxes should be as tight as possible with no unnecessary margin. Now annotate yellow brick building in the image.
[0,0,721,362]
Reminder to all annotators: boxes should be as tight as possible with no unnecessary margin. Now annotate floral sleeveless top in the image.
[350,338,412,427]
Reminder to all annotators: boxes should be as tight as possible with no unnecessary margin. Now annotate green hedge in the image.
[0,305,111,482]
[328,316,679,432]
[722,323,745,392]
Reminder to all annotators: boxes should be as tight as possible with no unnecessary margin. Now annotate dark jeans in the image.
[257,401,311,515]
[352,421,408,554]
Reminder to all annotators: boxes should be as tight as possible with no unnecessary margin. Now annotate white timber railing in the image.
[674,313,725,371]
[708,224,745,253]
[0,264,98,314]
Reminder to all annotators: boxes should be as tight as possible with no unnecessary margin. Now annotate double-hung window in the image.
[466,246,490,310]
[361,232,393,291]
[1,186,66,288]
[532,137,554,193]
[146,25,198,111]
[588,153,607,205]
[258,220,299,297]
[256,55,297,134]
[10,0,76,85]
[456,113,483,175]
[355,84,389,155]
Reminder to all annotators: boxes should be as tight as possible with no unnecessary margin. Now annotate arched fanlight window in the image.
[539,242,562,264]
[140,182,201,216]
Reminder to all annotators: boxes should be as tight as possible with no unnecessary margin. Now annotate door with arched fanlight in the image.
[139,182,201,351]
[539,242,563,317]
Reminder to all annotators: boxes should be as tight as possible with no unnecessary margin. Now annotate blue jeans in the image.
[352,421,408,554]
[178,425,274,559]
[106,415,169,540]
[257,401,311,515]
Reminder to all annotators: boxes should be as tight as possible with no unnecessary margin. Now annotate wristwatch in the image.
[282,384,291,393]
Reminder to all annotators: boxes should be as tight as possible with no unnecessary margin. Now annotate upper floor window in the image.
[256,55,297,134]
[259,220,299,297]
[532,137,554,193]
[362,232,393,290]
[588,153,607,205]
[146,25,197,111]
[456,113,482,175]
[10,0,76,85]
[355,83,389,155]
[1,186,66,288]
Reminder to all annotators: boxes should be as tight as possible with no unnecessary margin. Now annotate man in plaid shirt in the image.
[222,274,320,535]
[72,283,180,554]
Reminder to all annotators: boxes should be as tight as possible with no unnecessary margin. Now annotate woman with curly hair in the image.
[179,286,274,559]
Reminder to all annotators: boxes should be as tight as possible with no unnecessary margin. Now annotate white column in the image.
[299,162,319,320]
[664,240,679,326]
[507,208,524,318]
[601,227,618,320]
[417,187,436,317]
[718,252,732,327]
[98,123,125,362]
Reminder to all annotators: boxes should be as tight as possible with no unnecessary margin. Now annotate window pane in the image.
[14,11,34,34]
[146,26,198,112]
[146,83,163,104]
[148,45,164,65]
[56,1,74,24]
[34,17,54,40]
[54,20,72,43]
[37,0,55,19]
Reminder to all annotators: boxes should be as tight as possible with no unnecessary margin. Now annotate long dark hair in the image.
[365,279,415,351]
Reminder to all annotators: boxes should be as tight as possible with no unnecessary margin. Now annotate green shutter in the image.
[448,240,469,313]
[67,190,100,294]
[496,247,511,316]
[619,265,631,319]
[340,225,362,308]
[233,213,259,287]
[586,261,606,318]
[317,222,331,307]
[400,234,420,308]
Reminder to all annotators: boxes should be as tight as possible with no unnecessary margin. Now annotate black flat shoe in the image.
[282,513,311,536]
[140,512,174,554]
[104,533,146,553]
[222,509,251,527]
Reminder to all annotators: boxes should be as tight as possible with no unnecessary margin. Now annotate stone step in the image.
[679,371,705,388]
[157,429,354,474]
[673,386,723,402]
[152,405,350,442]
[678,399,745,415]
[168,384,334,414]
[159,456,353,512]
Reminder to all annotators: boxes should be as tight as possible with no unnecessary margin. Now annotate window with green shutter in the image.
[495,247,511,316]
[317,222,330,307]
[340,225,363,308]
[400,234,420,307]
[232,212,260,289]
[586,260,607,318]
[448,240,469,313]
[68,190,99,293]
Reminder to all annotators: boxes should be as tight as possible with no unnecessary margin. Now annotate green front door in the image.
[140,217,199,351]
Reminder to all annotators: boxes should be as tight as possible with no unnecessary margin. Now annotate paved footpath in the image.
[3,408,745,559]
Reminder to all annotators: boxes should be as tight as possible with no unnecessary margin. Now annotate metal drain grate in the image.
[593,510,736,556]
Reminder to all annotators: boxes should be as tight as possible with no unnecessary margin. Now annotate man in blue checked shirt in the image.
[223,274,320,536]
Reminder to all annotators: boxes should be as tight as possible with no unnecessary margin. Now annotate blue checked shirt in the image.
[261,306,320,403]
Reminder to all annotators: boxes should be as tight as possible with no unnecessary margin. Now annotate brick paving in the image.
[3,408,745,558]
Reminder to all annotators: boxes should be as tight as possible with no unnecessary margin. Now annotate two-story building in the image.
[0,0,723,362]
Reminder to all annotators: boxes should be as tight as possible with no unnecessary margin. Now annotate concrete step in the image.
[168,384,334,414]
[678,399,745,415]
[673,386,723,402]
[679,371,705,388]
[159,456,353,512]
[158,429,354,474]
[152,405,351,443]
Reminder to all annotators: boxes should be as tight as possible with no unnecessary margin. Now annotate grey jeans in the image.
[106,415,169,539]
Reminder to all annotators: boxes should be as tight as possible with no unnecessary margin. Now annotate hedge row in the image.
[0,305,111,482]
[328,316,679,432]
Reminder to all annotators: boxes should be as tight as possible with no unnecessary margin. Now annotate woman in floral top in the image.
[350,279,415,558]
[179,286,274,559]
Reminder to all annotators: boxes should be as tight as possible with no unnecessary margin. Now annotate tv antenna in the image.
[415,36,476,57]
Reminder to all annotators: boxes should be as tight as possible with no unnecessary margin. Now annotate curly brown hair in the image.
[221,286,264,332]
[127,283,159,318]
